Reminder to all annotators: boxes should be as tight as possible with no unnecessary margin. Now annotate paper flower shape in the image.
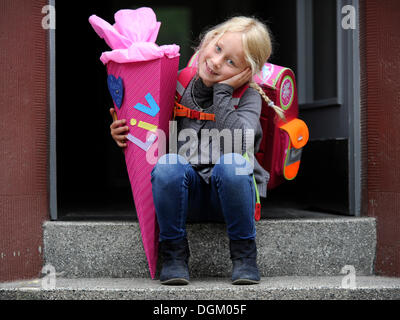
[89,7,180,64]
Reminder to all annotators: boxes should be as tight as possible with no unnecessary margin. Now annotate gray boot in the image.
[159,238,190,285]
[230,239,260,285]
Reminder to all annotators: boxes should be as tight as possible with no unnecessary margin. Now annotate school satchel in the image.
[252,62,309,189]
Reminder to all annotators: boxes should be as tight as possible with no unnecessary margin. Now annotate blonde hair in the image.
[197,16,285,120]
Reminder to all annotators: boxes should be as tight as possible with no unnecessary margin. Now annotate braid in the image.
[249,82,286,121]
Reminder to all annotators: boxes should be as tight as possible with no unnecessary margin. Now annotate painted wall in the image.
[0,0,48,282]
[361,0,400,277]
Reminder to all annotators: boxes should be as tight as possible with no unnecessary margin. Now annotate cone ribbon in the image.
[89,7,180,279]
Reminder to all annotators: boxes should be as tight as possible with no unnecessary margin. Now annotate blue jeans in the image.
[151,153,256,242]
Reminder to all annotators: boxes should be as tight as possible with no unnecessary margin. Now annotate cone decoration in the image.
[89,8,180,279]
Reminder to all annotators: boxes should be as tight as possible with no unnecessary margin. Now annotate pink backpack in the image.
[175,53,309,220]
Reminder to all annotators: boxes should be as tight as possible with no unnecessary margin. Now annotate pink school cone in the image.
[107,56,179,279]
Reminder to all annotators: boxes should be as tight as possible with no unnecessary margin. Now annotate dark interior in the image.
[55,0,348,220]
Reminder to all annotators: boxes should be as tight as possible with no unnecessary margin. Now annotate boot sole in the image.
[232,278,260,285]
[160,278,190,285]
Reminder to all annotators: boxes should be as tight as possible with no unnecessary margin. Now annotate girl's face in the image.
[198,32,248,87]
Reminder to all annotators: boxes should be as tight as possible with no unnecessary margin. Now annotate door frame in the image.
[345,0,361,217]
[49,0,57,220]
[296,0,361,216]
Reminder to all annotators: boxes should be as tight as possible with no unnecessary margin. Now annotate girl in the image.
[110,16,284,285]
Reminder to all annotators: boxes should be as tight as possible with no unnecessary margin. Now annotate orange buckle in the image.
[190,109,201,120]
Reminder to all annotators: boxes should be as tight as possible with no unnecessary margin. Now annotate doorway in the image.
[53,0,359,220]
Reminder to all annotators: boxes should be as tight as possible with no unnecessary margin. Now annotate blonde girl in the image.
[110,16,283,285]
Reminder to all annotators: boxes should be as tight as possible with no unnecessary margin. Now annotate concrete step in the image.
[43,216,376,278]
[1,276,400,300]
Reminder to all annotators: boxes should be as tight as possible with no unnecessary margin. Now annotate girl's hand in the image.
[219,68,252,90]
[109,108,129,148]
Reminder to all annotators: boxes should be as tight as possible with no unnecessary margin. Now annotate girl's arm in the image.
[212,84,262,154]
[212,84,262,131]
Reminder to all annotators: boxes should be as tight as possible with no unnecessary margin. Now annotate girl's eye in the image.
[227,59,235,66]
[215,45,221,52]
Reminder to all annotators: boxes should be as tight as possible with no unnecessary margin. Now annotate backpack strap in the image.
[232,84,249,109]
[174,101,216,121]
[187,51,200,68]
[243,152,262,221]
[174,66,216,121]
[176,67,197,102]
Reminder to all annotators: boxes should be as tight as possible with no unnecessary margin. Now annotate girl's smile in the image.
[198,32,248,87]
[205,61,218,76]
